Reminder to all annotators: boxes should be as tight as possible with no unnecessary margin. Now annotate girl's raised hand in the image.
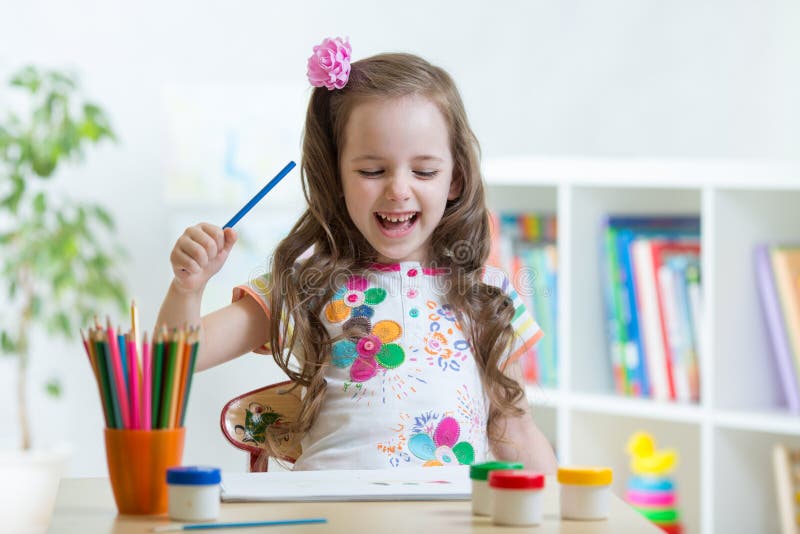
[170,223,238,293]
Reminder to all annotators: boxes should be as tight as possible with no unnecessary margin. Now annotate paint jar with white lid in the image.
[488,470,545,526]
[557,466,613,520]
[469,461,523,516]
[166,466,221,522]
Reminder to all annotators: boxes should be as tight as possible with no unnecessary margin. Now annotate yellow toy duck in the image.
[626,431,679,476]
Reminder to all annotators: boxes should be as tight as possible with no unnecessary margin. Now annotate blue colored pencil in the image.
[117,333,128,388]
[223,161,296,228]
[152,518,327,531]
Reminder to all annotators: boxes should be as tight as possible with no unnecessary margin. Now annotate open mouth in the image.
[374,211,419,232]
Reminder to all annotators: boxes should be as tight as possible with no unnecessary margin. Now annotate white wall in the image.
[1,0,799,476]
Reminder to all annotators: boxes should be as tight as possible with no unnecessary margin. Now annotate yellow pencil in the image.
[167,329,186,428]
[173,329,194,428]
[131,300,143,384]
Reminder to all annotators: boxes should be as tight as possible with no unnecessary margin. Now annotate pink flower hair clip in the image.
[307,36,352,90]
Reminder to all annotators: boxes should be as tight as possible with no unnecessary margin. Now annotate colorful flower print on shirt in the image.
[408,412,475,466]
[431,302,459,323]
[423,300,469,372]
[324,275,387,323]
[455,384,487,446]
[332,319,405,382]
[377,412,413,468]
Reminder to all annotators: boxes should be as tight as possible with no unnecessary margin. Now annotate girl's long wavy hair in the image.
[266,52,524,453]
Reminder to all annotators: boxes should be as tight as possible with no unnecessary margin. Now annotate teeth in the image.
[377,213,415,223]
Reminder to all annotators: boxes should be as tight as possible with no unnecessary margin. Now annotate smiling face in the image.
[339,95,459,265]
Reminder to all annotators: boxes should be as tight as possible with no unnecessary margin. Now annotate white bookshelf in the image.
[485,156,800,534]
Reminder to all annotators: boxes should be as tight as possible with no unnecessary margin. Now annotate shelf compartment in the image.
[568,185,702,396]
[713,427,800,534]
[569,411,701,534]
[711,188,800,413]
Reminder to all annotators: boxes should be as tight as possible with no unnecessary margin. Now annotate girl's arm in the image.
[490,358,559,474]
[156,223,270,371]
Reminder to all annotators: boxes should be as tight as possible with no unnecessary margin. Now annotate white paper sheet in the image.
[220,466,471,502]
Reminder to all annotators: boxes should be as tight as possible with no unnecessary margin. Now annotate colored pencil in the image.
[173,331,193,429]
[179,336,199,427]
[131,300,143,385]
[160,331,179,429]
[118,332,128,385]
[80,329,97,379]
[127,335,140,429]
[80,307,200,430]
[223,160,296,228]
[152,332,165,429]
[168,329,186,429]
[118,331,131,423]
[82,329,111,427]
[106,319,131,429]
[95,336,121,429]
[142,333,152,430]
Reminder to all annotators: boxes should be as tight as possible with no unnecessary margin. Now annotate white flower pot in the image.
[0,447,69,534]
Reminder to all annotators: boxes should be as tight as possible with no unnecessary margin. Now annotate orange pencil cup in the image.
[104,427,185,515]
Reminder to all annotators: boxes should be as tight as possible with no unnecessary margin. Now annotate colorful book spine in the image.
[616,228,647,396]
[770,246,800,402]
[669,257,701,402]
[602,224,629,394]
[651,241,701,403]
[755,245,800,413]
[489,212,558,388]
[632,239,673,401]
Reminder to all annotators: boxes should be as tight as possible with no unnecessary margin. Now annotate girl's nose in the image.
[385,174,411,201]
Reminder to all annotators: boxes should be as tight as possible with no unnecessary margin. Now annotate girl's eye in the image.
[414,170,439,178]
[358,170,383,177]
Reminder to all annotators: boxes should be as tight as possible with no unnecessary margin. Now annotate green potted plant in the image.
[0,65,128,530]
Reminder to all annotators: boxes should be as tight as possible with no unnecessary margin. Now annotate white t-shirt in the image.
[232,262,542,470]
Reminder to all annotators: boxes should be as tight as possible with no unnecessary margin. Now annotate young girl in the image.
[157,37,557,473]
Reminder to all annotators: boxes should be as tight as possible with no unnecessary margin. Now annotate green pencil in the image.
[179,336,199,427]
[95,338,121,429]
[91,336,115,428]
[160,332,180,429]
[152,335,165,429]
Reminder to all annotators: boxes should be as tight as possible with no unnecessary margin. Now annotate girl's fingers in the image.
[222,227,238,252]
[200,222,226,254]
[185,225,219,260]
[170,223,230,286]
[178,236,210,266]
[171,249,201,274]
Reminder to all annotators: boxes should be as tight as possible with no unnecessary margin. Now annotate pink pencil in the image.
[106,319,131,429]
[127,335,140,430]
[142,333,152,430]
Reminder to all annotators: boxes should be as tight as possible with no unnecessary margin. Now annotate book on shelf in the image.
[652,241,701,403]
[772,443,800,534]
[660,255,701,403]
[600,216,701,402]
[489,212,558,388]
[754,244,800,413]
